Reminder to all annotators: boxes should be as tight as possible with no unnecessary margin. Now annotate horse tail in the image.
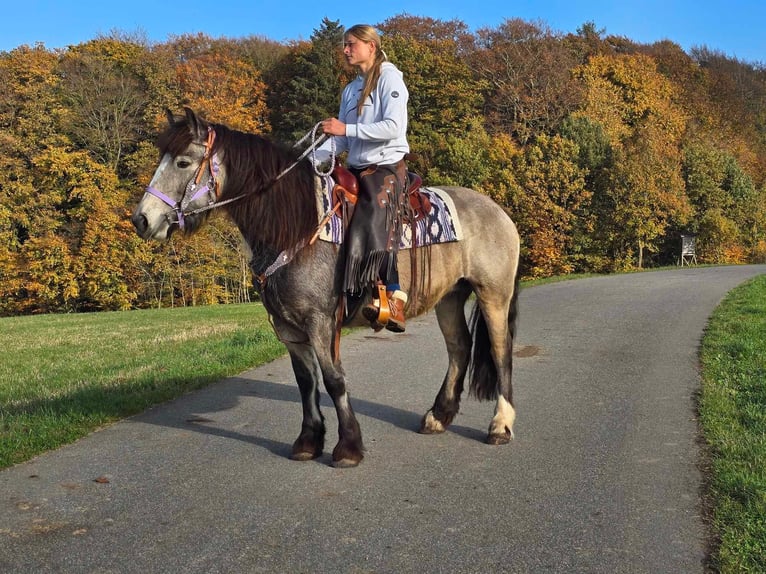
[468,271,520,401]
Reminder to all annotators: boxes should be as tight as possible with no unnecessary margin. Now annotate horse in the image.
[131,108,521,468]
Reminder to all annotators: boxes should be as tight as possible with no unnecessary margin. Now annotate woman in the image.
[317,24,410,333]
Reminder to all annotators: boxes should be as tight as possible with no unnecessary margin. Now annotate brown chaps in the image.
[345,159,408,295]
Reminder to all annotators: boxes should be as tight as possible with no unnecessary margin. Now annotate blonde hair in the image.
[345,24,388,115]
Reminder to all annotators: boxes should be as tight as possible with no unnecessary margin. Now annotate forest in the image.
[1,15,765,315]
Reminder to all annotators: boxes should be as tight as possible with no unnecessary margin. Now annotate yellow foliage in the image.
[177,53,270,134]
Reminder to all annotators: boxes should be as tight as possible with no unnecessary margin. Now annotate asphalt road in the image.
[2,265,765,573]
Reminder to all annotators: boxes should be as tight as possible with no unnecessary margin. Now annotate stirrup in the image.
[362,284,390,331]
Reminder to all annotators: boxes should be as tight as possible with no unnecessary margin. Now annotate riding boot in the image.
[385,290,407,333]
[362,288,407,333]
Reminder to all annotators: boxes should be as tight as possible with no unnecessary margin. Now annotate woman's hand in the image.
[321,118,346,136]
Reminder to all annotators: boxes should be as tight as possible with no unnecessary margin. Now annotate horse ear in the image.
[165,108,175,126]
[183,107,207,141]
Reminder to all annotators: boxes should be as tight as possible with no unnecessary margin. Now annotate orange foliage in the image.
[177,52,269,133]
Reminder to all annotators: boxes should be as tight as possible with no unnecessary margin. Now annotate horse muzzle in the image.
[131,206,178,241]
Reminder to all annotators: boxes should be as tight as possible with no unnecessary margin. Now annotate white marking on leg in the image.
[490,395,515,437]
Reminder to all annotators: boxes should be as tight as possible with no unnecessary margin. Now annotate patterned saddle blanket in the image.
[314,176,463,248]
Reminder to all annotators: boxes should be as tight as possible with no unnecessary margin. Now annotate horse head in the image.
[132,107,223,240]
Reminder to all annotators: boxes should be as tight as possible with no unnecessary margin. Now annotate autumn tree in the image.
[175,40,270,133]
[473,18,583,145]
[574,53,692,267]
[505,134,590,277]
[58,36,152,174]
[0,45,69,314]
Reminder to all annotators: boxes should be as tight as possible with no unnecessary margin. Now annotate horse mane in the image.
[157,116,319,252]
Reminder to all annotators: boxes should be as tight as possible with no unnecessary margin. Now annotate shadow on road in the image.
[130,376,489,460]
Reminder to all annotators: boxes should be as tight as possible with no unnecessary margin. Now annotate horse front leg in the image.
[321,363,364,467]
[310,324,364,468]
[285,343,326,460]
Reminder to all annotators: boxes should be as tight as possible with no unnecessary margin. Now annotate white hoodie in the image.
[315,62,409,168]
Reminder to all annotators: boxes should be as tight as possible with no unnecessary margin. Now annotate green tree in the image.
[267,18,346,142]
[560,115,614,271]
[379,16,485,175]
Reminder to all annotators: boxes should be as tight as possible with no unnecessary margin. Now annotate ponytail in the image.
[358,49,387,115]
[345,24,387,116]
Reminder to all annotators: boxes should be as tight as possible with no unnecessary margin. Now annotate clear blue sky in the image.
[6,0,765,64]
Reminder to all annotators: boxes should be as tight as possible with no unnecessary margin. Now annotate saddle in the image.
[331,165,431,222]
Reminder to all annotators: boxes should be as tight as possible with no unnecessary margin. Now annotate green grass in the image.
[0,303,284,470]
[699,274,766,573]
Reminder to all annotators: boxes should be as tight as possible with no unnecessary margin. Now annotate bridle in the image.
[144,126,221,230]
[144,123,333,230]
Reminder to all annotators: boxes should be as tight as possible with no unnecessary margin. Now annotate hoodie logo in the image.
[391,91,399,98]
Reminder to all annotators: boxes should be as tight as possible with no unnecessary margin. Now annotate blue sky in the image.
[6,0,765,63]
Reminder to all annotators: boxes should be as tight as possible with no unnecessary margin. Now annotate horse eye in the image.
[176,159,192,169]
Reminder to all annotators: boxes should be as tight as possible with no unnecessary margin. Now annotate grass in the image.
[0,303,284,470]
[699,274,766,573]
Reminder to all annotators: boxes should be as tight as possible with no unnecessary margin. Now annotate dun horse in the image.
[132,108,521,467]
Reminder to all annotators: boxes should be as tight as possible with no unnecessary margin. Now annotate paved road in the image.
[2,265,765,573]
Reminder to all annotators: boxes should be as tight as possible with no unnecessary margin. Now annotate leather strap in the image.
[332,293,344,363]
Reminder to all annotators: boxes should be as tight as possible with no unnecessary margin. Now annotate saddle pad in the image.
[314,176,463,249]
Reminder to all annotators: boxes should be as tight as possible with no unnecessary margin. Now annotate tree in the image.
[59,37,152,173]
[473,18,583,144]
[0,45,69,314]
[176,47,270,133]
[560,115,615,270]
[267,18,346,141]
[506,134,590,277]
[574,53,692,267]
[379,16,485,175]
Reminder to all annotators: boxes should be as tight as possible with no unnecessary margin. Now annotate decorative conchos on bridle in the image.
[145,126,220,230]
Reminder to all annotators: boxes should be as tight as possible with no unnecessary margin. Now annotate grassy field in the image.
[0,303,284,470]
[699,274,766,573]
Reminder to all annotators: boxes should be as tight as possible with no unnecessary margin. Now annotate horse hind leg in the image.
[421,282,472,434]
[471,279,519,445]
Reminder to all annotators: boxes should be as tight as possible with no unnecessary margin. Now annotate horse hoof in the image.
[486,432,512,445]
[419,411,447,434]
[331,442,363,468]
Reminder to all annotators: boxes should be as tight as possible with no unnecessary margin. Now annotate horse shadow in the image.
[130,376,486,460]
